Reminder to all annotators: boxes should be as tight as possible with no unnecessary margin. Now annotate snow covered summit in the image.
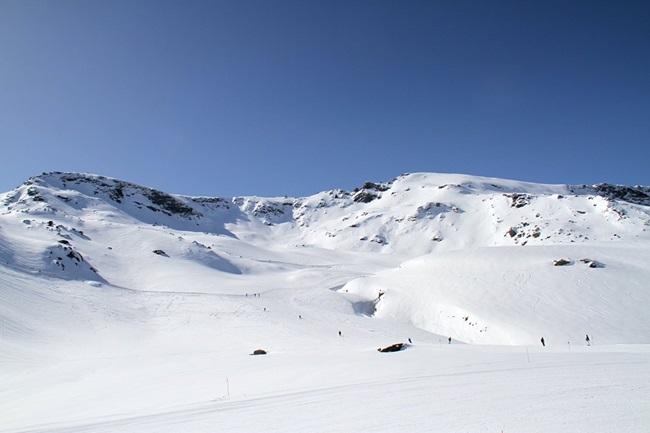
[4,171,650,254]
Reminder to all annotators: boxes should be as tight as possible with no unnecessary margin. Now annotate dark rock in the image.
[503,193,532,208]
[251,349,267,355]
[580,258,604,268]
[353,191,379,203]
[153,249,169,257]
[109,185,124,203]
[360,182,390,192]
[553,259,572,266]
[378,343,407,353]
[592,184,650,205]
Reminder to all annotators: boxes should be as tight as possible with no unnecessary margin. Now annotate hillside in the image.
[1,171,649,433]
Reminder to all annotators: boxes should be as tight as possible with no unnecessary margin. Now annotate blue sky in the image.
[1,0,649,196]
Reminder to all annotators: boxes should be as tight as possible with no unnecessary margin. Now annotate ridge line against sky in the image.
[9,169,650,200]
[1,0,649,197]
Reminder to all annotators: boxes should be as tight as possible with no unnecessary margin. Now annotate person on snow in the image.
[448,337,452,344]
[585,334,591,346]
[540,337,546,347]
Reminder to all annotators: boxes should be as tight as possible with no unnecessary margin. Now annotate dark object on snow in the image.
[580,259,604,268]
[553,258,571,266]
[408,338,412,344]
[503,193,532,208]
[377,343,407,353]
[592,183,650,205]
[585,334,591,346]
[152,249,169,257]
[541,337,546,347]
[338,330,342,337]
[360,181,390,192]
[448,337,452,344]
[251,349,267,355]
[353,191,379,203]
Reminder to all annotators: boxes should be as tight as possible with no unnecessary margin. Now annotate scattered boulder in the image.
[592,183,650,205]
[553,259,572,266]
[153,249,169,257]
[503,193,532,208]
[377,343,407,353]
[353,191,379,203]
[580,258,604,268]
[353,181,390,193]
[251,349,267,355]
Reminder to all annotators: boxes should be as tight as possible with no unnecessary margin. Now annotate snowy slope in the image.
[1,171,649,433]
[342,242,650,345]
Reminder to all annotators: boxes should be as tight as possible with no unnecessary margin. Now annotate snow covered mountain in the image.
[1,171,649,433]
[2,171,650,343]
[6,171,650,255]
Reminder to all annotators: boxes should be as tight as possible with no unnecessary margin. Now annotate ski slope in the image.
[1,171,649,432]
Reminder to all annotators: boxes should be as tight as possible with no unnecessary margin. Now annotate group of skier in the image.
[285,305,593,349]
[540,334,591,347]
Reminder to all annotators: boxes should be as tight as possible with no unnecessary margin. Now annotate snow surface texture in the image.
[1,171,649,432]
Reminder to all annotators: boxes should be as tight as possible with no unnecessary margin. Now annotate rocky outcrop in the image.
[377,343,407,353]
[592,184,650,205]
[504,193,532,208]
[580,258,604,268]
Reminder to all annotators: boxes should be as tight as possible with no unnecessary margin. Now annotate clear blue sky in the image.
[1,1,649,196]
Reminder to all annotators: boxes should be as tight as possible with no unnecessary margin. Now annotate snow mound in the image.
[342,243,650,345]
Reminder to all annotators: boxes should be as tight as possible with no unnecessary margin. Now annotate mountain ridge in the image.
[0,169,649,348]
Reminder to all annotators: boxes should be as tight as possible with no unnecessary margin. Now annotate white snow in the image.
[1,171,649,432]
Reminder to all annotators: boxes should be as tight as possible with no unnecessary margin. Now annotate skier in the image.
[298,315,302,319]
[585,334,591,346]
[448,337,452,344]
[408,338,412,344]
[540,337,545,347]
[338,330,342,337]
